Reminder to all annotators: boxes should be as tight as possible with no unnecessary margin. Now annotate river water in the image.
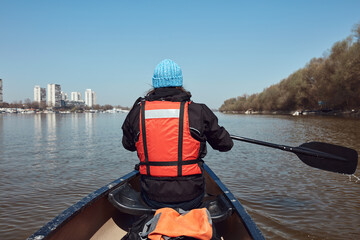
[0,113,359,240]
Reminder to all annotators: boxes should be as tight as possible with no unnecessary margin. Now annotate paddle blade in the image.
[297,142,358,174]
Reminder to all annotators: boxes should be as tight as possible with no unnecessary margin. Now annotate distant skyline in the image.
[33,83,94,101]
[1,1,359,109]
[34,83,94,104]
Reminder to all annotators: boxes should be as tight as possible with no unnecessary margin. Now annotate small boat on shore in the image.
[28,163,264,240]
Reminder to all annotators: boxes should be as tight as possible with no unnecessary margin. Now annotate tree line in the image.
[220,23,360,113]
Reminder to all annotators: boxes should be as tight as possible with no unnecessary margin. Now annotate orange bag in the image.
[141,208,213,240]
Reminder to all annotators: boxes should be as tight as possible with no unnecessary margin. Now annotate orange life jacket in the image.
[143,208,213,240]
[136,100,202,177]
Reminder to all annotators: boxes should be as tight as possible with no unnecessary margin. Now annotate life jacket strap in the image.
[140,100,150,175]
[139,159,201,166]
[178,101,185,176]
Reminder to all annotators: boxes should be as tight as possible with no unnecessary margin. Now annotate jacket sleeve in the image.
[202,104,233,152]
[122,102,141,152]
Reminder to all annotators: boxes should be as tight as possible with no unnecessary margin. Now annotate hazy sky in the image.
[1,0,359,109]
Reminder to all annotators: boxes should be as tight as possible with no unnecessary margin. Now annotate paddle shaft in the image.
[230,135,347,162]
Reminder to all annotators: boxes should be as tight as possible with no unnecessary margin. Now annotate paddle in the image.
[230,135,358,174]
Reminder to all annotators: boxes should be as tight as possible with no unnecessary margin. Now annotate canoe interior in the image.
[29,165,263,240]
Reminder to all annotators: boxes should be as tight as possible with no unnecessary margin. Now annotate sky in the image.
[1,1,359,109]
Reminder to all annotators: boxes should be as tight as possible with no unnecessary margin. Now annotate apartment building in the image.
[61,91,68,101]
[47,84,61,107]
[71,92,82,101]
[85,89,96,107]
[34,85,46,103]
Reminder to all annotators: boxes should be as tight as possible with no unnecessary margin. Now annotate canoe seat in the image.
[108,183,233,223]
[108,183,157,215]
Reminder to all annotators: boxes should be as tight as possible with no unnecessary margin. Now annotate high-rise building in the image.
[47,84,61,107]
[85,89,96,107]
[71,92,82,101]
[34,85,46,103]
[0,79,3,103]
[61,91,68,101]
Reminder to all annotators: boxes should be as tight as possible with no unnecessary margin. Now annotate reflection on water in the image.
[0,113,359,240]
[47,113,57,162]
[85,112,94,137]
[0,115,3,150]
[34,114,42,142]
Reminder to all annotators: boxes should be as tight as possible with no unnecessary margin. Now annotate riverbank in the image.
[220,109,360,118]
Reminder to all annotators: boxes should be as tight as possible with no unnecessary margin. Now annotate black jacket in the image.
[122,88,233,202]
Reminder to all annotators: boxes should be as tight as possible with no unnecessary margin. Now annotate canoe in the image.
[28,163,265,240]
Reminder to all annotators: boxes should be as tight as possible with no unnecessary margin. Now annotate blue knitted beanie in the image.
[152,59,183,88]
